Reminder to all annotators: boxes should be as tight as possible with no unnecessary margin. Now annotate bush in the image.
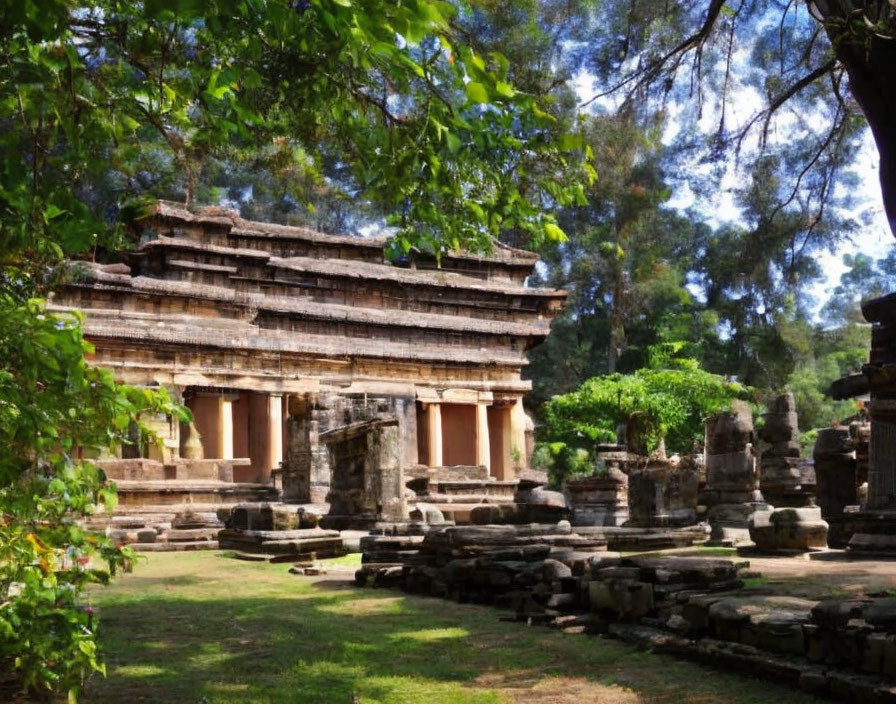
[0,297,186,700]
[538,350,753,480]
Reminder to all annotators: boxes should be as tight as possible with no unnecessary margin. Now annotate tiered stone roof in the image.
[50,202,566,396]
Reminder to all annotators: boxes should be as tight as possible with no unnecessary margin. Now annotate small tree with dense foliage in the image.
[537,345,754,481]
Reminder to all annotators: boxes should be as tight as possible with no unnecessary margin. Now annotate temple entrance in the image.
[183,389,286,482]
[440,403,477,466]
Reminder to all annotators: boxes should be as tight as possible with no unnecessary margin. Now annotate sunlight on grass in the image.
[389,627,470,642]
[320,552,364,566]
[318,595,405,615]
[84,552,820,704]
[360,675,504,704]
[114,664,168,678]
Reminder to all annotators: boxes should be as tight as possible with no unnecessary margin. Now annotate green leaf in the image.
[494,81,515,99]
[465,81,489,104]
[544,222,567,242]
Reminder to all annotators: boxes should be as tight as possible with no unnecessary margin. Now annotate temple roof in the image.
[51,201,566,394]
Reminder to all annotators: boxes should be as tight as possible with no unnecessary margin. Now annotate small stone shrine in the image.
[748,394,828,552]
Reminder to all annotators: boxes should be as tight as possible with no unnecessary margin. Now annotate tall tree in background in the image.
[581,1,893,239]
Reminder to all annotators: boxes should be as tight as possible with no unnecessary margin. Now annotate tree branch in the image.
[580,0,729,108]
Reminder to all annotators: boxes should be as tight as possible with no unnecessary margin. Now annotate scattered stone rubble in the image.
[216,502,344,560]
[357,521,896,702]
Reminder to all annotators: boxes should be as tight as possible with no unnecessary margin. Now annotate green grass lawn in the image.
[84,551,814,704]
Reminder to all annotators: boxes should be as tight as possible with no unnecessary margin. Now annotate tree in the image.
[581,1,894,240]
[0,300,186,698]
[537,346,753,481]
[526,112,719,406]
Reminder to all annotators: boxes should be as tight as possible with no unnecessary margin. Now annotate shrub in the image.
[538,350,753,481]
[0,298,186,700]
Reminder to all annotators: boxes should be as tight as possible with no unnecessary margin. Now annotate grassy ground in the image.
[83,551,816,704]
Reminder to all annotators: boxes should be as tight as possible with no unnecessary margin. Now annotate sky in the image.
[571,59,896,318]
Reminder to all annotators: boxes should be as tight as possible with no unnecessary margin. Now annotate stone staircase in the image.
[88,459,279,551]
[406,465,518,523]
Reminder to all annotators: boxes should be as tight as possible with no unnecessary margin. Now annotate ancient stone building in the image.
[49,202,565,531]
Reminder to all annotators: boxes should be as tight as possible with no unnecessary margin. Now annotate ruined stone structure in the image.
[50,201,565,539]
[814,425,862,547]
[626,460,700,528]
[749,394,828,552]
[701,402,768,545]
[847,293,896,552]
[566,470,629,527]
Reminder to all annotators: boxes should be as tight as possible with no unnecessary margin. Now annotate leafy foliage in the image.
[0,1,595,698]
[538,347,753,480]
[1,0,590,268]
[0,297,187,698]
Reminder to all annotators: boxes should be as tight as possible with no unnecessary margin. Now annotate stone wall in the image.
[319,418,405,527]
[282,393,416,503]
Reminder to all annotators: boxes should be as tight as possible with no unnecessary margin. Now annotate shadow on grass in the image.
[84,556,818,704]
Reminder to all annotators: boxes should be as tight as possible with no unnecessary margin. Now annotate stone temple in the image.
[48,201,566,540]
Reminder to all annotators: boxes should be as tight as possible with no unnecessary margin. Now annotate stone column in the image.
[267,394,284,475]
[867,399,896,509]
[425,403,443,467]
[510,398,527,472]
[702,401,766,545]
[847,294,896,552]
[814,426,857,547]
[749,393,827,552]
[217,395,234,460]
[475,403,490,473]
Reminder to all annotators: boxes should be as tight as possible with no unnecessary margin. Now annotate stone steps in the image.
[114,479,278,506]
[133,540,220,552]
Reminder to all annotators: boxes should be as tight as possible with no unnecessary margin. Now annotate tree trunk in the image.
[816,2,896,239]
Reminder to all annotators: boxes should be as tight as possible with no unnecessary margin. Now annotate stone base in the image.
[571,505,629,527]
[706,502,770,546]
[847,509,896,554]
[748,506,829,552]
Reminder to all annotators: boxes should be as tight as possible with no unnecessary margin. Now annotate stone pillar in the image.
[814,426,857,547]
[757,394,808,507]
[867,399,896,509]
[426,403,443,467]
[217,395,234,460]
[749,394,828,552]
[267,393,283,476]
[510,398,527,473]
[475,403,490,472]
[702,401,767,545]
[847,293,896,552]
